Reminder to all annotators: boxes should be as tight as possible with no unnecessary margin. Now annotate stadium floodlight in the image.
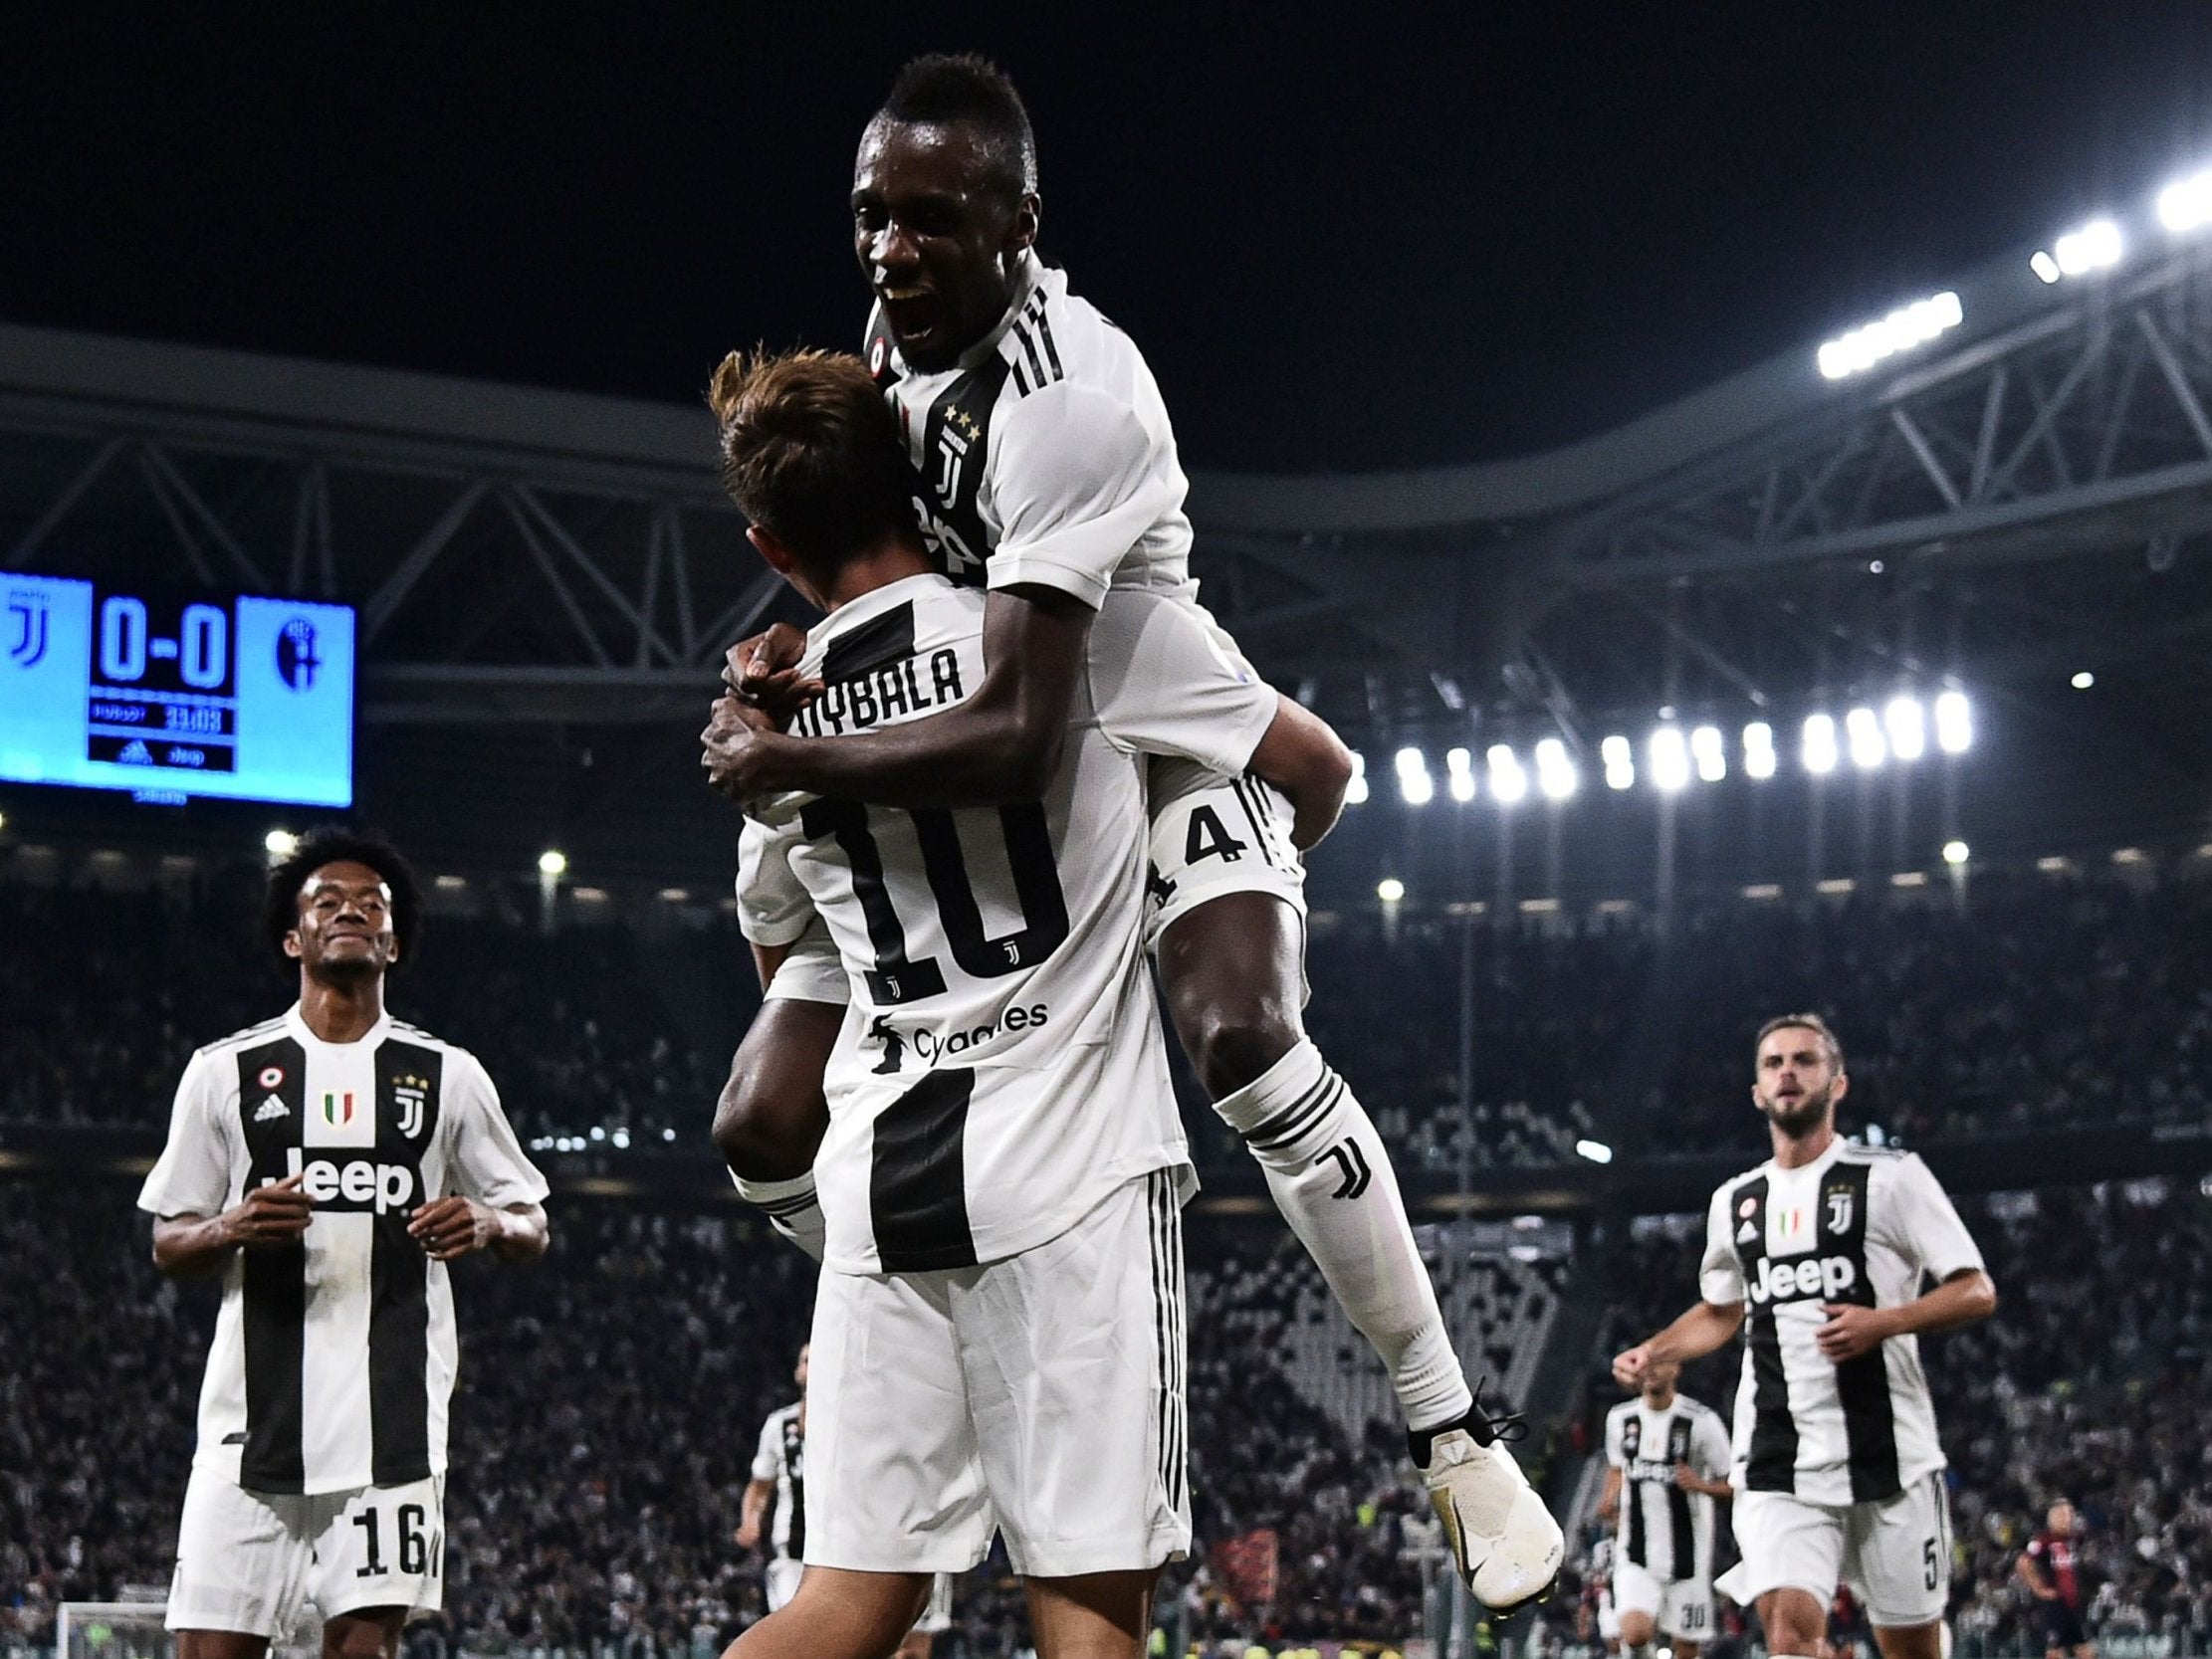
[1883,696,1927,762]
[1817,291,1963,381]
[1802,713,1840,775]
[2071,670,2095,691]
[1346,751,1370,805]
[1845,707,1886,769]
[264,829,298,857]
[1933,690,1972,753]
[612,1129,631,1149]
[1575,1139,1615,1164]
[2031,218,2123,284]
[538,849,567,877]
[1445,745,1477,803]
[1743,722,1777,779]
[1690,725,1726,783]
[1486,744,1528,805]
[1377,877,1406,904]
[1534,736,1578,800]
[2158,167,2212,234]
[1395,745,1434,805]
[1649,726,1690,792]
[1600,733,1636,790]
[1942,839,1969,866]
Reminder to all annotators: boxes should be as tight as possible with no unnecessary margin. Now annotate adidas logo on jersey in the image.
[264,1146,419,1215]
[1747,1251,1860,1307]
[253,1095,290,1122]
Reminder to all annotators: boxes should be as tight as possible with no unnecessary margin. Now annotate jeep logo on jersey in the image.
[1747,1252,1859,1306]
[269,1146,419,1215]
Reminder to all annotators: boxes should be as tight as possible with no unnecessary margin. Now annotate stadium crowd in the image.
[11,858,2212,1175]
[0,1188,1446,1658]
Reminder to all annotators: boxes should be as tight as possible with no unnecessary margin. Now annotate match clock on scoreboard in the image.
[1,570,355,807]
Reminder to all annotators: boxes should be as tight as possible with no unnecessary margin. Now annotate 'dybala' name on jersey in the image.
[738,574,1275,1275]
[1700,1139,1984,1506]
[866,249,1195,610]
[1605,1394,1731,1583]
[139,1007,548,1496]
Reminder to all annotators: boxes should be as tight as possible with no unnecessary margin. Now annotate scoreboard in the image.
[1,571,354,807]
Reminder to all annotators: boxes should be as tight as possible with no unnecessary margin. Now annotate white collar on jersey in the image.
[283,1002,394,1050]
[807,571,957,650]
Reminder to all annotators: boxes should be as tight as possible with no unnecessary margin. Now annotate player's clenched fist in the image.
[222,1172,313,1247]
[723,625,821,723]
[1611,1343,1654,1389]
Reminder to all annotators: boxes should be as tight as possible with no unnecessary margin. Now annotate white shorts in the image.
[1144,761,1305,949]
[764,1557,804,1613]
[166,1468,443,1637]
[803,1170,1191,1578]
[1730,1474,1951,1629]
[1616,1560,1715,1643]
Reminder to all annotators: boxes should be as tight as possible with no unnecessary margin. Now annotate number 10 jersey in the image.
[739,572,1277,1274]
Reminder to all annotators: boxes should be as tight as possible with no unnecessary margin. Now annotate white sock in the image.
[1214,1039,1472,1432]
[734,1170,825,1263]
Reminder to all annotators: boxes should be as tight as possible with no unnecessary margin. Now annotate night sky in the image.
[7,3,2212,473]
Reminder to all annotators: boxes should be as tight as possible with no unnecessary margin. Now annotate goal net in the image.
[57,1602,323,1659]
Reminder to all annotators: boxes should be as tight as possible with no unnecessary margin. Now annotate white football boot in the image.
[1412,1399,1565,1612]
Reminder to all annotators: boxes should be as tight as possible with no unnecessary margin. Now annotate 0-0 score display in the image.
[2,571,355,808]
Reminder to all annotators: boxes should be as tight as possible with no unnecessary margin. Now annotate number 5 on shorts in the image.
[1922,1538,1941,1591]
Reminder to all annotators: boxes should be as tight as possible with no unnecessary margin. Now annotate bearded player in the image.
[1611,1016,1994,1659]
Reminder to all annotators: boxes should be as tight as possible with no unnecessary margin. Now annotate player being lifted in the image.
[139,830,550,1659]
[704,345,1354,1659]
[702,51,1560,1609]
[1611,1016,1996,1659]
[1597,1359,1732,1659]
[737,1345,953,1656]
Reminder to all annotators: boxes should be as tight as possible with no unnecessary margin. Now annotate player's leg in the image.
[318,1610,407,1659]
[957,1173,1188,1658]
[728,1261,992,1659]
[713,960,844,1255]
[1662,1575,1714,1659]
[1156,874,1469,1433]
[1149,780,1559,1607]
[1614,1561,1663,1657]
[311,1480,441,1659]
[169,1471,314,1659]
[177,1637,271,1659]
[1845,1477,1950,1659]
[1729,1491,1843,1658]
[1021,1570,1163,1659]
[724,1568,930,1659]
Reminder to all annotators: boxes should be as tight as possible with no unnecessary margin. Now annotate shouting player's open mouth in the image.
[878,285,942,353]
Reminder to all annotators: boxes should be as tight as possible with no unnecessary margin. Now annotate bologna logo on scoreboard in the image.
[278,618,322,692]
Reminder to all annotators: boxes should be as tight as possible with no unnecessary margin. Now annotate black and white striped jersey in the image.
[737,574,1275,1274]
[1605,1393,1731,1582]
[138,1006,548,1496]
[1699,1140,1983,1505]
[749,1401,805,1562]
[866,250,1195,610]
